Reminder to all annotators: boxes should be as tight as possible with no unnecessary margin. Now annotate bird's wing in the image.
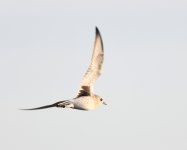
[20,103,57,110]
[77,27,104,97]
[20,100,73,110]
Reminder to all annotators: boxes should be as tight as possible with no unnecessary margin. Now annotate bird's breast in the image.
[73,97,97,110]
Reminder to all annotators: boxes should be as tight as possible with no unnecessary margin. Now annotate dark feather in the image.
[20,101,67,110]
[76,86,91,98]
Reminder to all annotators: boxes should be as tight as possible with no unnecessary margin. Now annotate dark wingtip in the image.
[19,108,36,111]
[95,26,100,35]
[19,108,44,111]
[95,26,104,50]
[19,103,57,110]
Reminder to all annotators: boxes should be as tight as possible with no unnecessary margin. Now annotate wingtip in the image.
[95,26,100,35]
[94,26,104,50]
[19,108,38,111]
[19,103,57,110]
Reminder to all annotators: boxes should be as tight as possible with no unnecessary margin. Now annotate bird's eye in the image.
[100,98,103,101]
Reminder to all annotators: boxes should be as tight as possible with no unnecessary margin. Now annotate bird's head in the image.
[94,95,107,106]
[99,97,107,105]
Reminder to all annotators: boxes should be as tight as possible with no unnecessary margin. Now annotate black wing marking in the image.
[20,101,71,110]
[76,86,91,98]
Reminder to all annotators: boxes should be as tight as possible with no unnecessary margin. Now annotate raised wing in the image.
[77,27,104,97]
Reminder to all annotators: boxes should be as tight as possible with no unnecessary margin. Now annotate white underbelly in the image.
[73,97,96,110]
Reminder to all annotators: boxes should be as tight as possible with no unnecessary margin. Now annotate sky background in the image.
[0,0,187,150]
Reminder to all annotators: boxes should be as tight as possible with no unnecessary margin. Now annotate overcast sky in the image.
[0,0,187,150]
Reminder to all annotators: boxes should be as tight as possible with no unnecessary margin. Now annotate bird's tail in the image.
[20,100,74,110]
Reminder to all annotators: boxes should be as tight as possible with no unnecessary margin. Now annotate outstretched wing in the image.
[20,103,57,110]
[77,27,104,97]
[20,100,73,110]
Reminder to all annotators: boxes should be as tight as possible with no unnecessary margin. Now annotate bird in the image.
[21,27,107,111]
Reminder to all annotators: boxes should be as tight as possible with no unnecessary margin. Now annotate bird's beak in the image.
[103,101,107,105]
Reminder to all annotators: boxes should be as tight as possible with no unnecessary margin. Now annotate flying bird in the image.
[21,27,107,111]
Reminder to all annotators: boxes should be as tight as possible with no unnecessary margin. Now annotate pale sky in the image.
[0,0,187,150]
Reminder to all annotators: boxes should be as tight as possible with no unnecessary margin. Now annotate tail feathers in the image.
[20,100,72,110]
